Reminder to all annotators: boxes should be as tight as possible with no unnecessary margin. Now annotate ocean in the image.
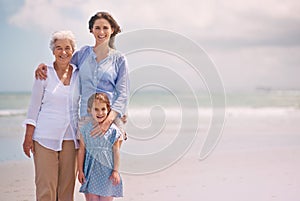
[0,90,300,163]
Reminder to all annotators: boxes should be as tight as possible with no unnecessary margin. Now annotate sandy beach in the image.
[1,108,300,201]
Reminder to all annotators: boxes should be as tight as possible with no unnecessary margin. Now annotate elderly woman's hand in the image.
[23,125,35,158]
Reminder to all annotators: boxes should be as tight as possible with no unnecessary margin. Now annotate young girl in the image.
[77,93,123,201]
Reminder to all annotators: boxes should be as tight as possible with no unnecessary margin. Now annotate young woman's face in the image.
[91,18,114,46]
[90,101,109,124]
[53,39,73,65]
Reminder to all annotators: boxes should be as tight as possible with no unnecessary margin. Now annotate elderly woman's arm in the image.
[22,77,45,157]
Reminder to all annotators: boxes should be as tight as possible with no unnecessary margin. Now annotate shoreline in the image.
[1,108,300,200]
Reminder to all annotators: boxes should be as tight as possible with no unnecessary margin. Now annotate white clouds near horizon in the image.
[9,0,300,47]
[2,0,300,92]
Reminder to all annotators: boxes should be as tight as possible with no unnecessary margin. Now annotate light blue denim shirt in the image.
[71,46,129,117]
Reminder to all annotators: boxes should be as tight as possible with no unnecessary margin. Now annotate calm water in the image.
[0,91,300,162]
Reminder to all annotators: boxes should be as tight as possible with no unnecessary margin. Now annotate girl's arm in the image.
[109,139,121,185]
[77,135,86,184]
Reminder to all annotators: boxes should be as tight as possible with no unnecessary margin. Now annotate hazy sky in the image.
[1,0,300,92]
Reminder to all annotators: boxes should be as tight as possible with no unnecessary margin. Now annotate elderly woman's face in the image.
[53,39,74,65]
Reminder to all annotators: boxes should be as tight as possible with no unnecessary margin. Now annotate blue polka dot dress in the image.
[79,122,123,197]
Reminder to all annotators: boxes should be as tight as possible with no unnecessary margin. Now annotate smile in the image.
[98,35,107,39]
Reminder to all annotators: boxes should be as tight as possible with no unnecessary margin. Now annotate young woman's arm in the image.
[34,46,89,80]
[111,55,130,117]
[91,55,129,136]
[90,110,118,136]
[35,63,48,80]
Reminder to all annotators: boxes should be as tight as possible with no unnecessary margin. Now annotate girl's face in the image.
[91,18,114,46]
[90,101,109,124]
[53,39,73,65]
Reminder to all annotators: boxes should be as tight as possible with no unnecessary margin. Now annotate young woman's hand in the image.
[90,121,106,137]
[90,110,117,137]
[35,63,48,80]
[120,114,127,124]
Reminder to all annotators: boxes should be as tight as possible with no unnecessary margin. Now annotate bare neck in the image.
[54,62,70,72]
[93,43,110,63]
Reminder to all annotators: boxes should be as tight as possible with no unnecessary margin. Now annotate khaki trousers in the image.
[33,141,77,201]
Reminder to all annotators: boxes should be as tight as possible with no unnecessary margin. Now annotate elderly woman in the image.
[22,30,80,201]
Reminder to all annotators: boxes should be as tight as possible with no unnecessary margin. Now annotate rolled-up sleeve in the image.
[71,46,90,68]
[111,55,130,117]
[71,51,79,66]
[23,78,46,127]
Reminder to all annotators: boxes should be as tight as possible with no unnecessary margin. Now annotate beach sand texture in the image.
[1,108,300,201]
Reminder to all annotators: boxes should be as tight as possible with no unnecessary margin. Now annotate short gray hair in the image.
[49,30,76,51]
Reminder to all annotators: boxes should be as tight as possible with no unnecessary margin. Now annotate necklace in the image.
[54,62,71,85]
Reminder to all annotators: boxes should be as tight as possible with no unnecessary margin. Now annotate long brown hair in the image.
[88,11,121,49]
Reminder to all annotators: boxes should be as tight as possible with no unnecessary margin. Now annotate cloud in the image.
[7,0,219,35]
[6,0,300,92]
[8,0,300,49]
[9,0,83,32]
[7,0,218,49]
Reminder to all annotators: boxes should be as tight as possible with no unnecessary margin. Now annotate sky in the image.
[1,0,300,93]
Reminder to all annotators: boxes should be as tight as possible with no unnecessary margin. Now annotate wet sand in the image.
[1,109,300,201]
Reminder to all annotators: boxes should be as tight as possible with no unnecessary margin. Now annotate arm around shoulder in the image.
[35,63,48,80]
